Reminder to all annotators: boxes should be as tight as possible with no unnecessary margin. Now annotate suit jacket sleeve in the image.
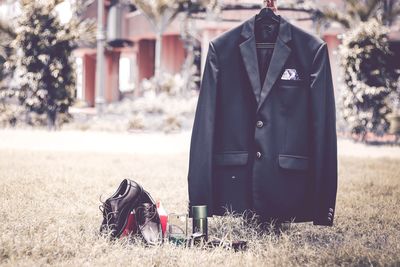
[310,42,338,226]
[187,42,219,218]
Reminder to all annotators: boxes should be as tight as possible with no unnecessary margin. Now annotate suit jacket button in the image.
[256,152,262,159]
[256,120,264,128]
[329,208,334,212]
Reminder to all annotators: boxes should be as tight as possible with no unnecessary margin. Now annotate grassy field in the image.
[1,140,400,266]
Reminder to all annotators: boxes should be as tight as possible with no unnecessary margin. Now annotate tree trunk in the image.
[154,29,162,91]
[360,131,368,143]
[47,110,56,130]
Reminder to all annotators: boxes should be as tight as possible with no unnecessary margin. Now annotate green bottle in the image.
[192,205,208,241]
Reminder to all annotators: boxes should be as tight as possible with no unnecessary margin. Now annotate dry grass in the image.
[1,149,400,266]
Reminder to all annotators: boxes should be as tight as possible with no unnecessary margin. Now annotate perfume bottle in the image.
[167,213,188,246]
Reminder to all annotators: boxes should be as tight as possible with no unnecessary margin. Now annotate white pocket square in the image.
[281,69,300,80]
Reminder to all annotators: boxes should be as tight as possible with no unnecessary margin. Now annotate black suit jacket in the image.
[188,14,338,226]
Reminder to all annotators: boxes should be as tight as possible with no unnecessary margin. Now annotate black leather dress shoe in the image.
[135,190,163,245]
[100,179,143,238]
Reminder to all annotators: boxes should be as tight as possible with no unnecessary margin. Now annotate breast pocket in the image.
[277,80,308,111]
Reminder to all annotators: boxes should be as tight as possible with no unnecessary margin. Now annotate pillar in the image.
[105,51,121,102]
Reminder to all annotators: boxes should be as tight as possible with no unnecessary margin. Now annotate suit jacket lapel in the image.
[257,16,292,111]
[239,16,261,103]
[258,38,291,111]
[239,15,293,108]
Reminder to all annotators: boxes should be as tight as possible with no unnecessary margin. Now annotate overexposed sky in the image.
[0,0,73,24]
[55,1,73,24]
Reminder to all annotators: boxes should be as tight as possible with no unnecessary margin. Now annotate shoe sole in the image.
[114,182,144,238]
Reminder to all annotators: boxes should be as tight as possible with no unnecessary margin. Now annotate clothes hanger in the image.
[255,7,280,25]
[255,1,280,49]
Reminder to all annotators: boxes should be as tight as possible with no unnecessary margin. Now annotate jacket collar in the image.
[239,14,292,111]
[240,14,292,43]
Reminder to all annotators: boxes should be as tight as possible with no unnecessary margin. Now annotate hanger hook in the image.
[264,0,277,12]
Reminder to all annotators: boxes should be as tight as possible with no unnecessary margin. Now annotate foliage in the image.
[0,19,19,127]
[131,0,185,28]
[310,0,400,139]
[316,0,400,28]
[1,0,95,129]
[339,19,399,138]
[131,0,220,86]
[66,92,198,133]
[141,72,185,96]
[61,69,198,132]
[0,20,16,83]
[131,0,220,28]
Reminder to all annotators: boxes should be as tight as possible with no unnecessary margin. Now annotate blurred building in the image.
[1,0,399,107]
[73,0,346,106]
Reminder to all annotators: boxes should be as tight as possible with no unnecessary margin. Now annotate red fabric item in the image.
[121,211,137,237]
[157,201,168,238]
